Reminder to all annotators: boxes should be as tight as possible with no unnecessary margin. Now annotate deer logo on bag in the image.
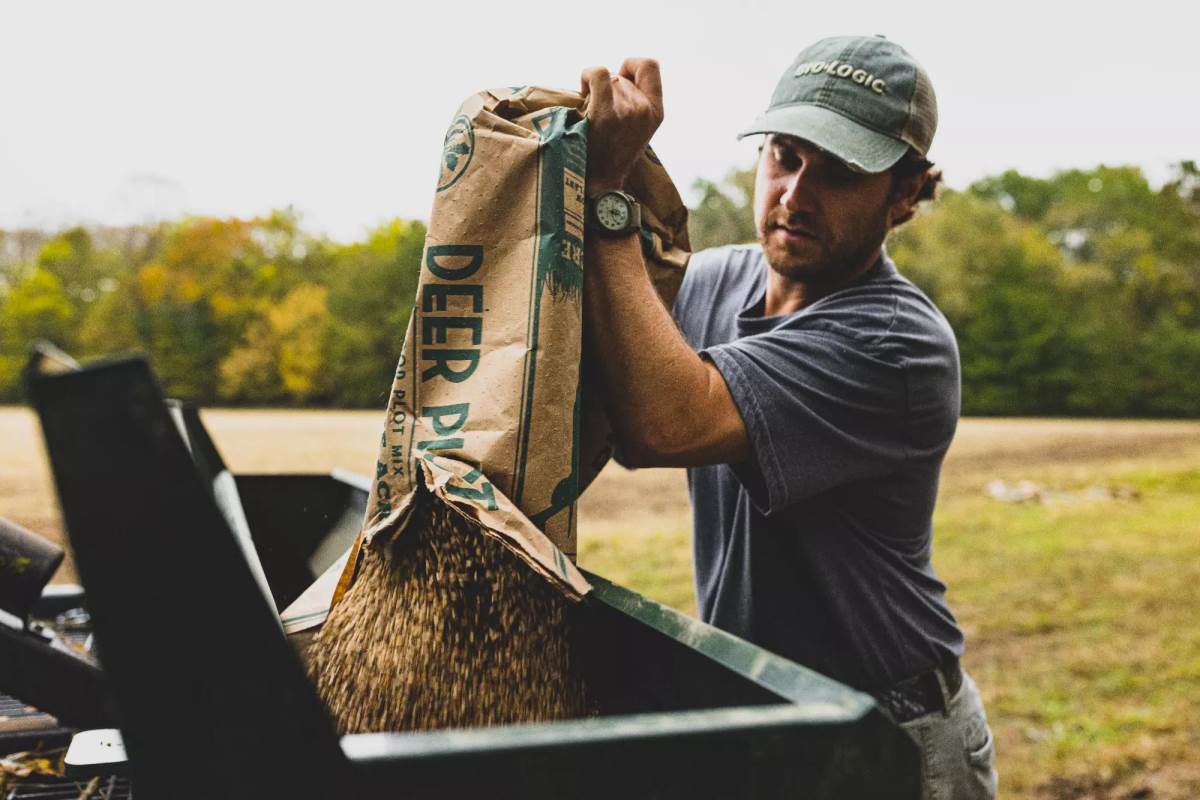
[437,115,475,192]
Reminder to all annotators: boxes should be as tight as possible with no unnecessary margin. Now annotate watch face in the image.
[596,193,631,231]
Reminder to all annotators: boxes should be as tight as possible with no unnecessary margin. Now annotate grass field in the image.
[3,408,1200,798]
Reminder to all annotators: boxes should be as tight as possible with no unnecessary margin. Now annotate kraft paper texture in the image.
[282,86,689,633]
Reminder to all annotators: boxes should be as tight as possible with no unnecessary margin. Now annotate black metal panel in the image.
[0,626,114,729]
[570,588,782,714]
[235,473,367,611]
[0,518,64,621]
[27,356,350,800]
[22,354,918,797]
[170,402,227,485]
[346,706,918,799]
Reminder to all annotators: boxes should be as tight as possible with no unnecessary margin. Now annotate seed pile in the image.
[307,495,591,733]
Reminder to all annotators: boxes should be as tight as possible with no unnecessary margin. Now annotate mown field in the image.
[3,408,1199,798]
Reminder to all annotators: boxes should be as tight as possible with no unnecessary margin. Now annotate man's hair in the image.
[889,149,943,228]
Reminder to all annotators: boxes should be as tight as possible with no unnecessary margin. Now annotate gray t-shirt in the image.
[672,243,964,691]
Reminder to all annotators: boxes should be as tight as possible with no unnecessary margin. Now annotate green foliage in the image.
[691,160,1200,417]
[687,165,757,251]
[1,268,76,346]
[321,219,426,407]
[958,162,1200,415]
[891,192,1082,414]
[0,210,424,406]
[1,159,1196,414]
[219,284,330,404]
[1137,314,1200,416]
[0,268,77,401]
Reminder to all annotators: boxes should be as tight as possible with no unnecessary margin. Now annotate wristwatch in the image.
[586,190,642,237]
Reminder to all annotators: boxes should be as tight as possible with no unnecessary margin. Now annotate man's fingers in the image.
[579,66,603,97]
[619,58,663,114]
[581,66,614,116]
[580,59,662,190]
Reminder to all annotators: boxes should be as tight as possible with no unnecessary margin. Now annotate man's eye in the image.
[773,146,802,171]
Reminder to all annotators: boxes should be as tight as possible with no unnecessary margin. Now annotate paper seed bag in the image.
[283,86,689,632]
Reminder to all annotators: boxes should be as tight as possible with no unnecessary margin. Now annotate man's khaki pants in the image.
[898,670,998,799]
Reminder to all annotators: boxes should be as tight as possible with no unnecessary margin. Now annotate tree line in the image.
[2,161,1198,415]
[0,210,423,408]
[692,161,1200,416]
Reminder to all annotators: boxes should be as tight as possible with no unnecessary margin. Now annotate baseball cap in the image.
[739,35,937,173]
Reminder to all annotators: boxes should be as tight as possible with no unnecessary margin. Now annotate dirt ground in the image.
[5,407,1200,581]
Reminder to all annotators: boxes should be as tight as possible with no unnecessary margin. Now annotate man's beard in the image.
[758,207,888,288]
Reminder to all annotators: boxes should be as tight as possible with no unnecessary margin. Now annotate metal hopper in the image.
[19,352,920,799]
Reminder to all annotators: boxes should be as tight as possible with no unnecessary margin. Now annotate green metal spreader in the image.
[13,351,920,798]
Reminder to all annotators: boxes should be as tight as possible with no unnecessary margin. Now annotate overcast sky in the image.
[1,1,1196,241]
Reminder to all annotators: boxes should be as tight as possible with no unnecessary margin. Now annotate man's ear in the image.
[887,168,926,228]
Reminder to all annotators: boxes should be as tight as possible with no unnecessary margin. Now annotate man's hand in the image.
[580,57,750,470]
[580,58,663,195]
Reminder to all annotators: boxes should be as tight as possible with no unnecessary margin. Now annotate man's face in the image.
[753,134,896,284]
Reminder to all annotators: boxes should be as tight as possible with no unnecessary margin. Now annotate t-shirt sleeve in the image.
[703,325,908,516]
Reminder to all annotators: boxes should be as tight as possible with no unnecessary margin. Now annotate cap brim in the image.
[738,104,909,173]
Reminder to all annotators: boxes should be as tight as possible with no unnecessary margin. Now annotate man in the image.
[580,35,997,798]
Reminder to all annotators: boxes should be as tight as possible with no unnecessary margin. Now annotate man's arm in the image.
[581,59,749,469]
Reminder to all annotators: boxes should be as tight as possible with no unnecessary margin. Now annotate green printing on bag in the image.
[512,107,586,529]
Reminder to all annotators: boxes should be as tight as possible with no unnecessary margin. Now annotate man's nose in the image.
[779,164,810,211]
